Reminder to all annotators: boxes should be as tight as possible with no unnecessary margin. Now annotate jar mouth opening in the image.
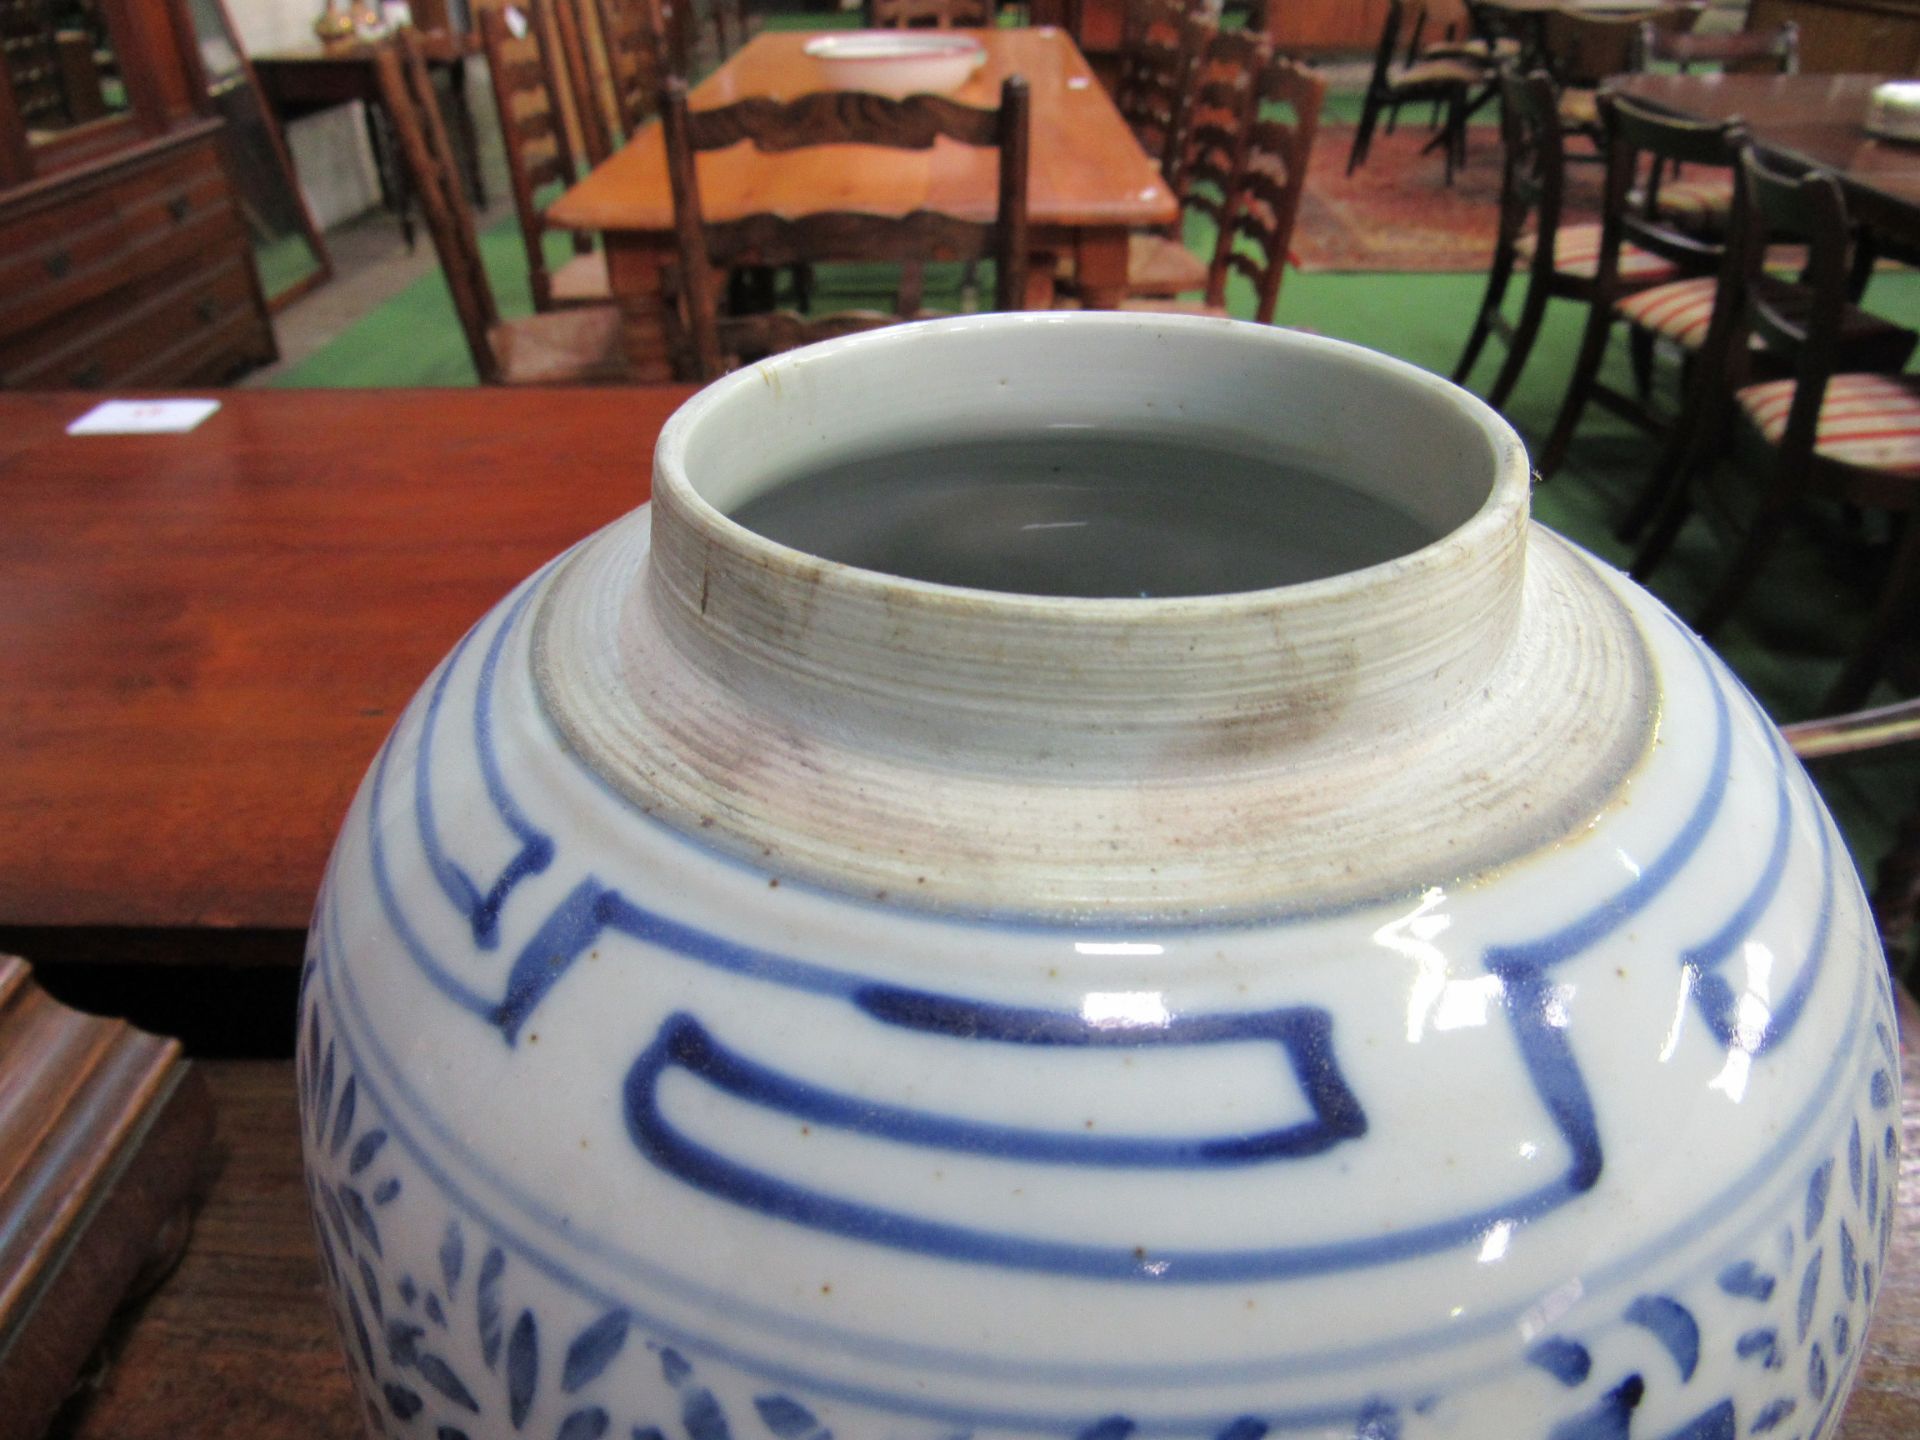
[653,313,1531,611]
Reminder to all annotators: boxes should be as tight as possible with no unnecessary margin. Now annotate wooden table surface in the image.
[545,27,1177,379]
[0,388,692,941]
[1610,72,1920,244]
[40,989,1920,1439]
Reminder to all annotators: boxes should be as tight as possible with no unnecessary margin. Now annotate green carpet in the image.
[266,81,1920,928]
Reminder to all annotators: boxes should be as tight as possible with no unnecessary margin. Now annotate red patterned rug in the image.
[1295,121,1604,273]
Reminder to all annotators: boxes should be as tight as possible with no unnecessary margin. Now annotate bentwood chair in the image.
[1123,26,1269,300]
[1347,0,1485,185]
[477,4,610,312]
[1452,70,1682,411]
[661,76,1031,381]
[375,31,630,385]
[1663,150,1920,711]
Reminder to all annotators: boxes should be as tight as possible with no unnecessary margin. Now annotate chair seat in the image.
[1652,175,1734,231]
[1393,57,1484,94]
[550,250,612,306]
[1614,275,1720,348]
[1559,87,1599,131]
[1118,296,1232,317]
[1126,232,1211,296]
[1425,36,1521,63]
[1514,222,1681,282]
[489,304,631,385]
[1738,372,1920,476]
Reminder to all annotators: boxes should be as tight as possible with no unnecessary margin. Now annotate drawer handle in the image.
[72,361,105,387]
[168,195,191,223]
[195,297,219,324]
[45,250,70,279]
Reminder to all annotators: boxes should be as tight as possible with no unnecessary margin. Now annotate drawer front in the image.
[0,249,266,389]
[0,138,244,344]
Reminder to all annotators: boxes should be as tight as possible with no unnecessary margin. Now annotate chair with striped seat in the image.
[1535,90,1748,481]
[1540,5,1700,155]
[1676,149,1920,710]
[1453,70,1682,411]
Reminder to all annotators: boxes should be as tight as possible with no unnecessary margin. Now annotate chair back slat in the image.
[376,33,502,382]
[595,0,668,133]
[551,0,619,165]
[663,74,1030,380]
[1594,90,1746,274]
[1167,27,1267,205]
[1115,0,1212,180]
[1497,70,1565,264]
[1206,54,1325,324]
[480,4,588,311]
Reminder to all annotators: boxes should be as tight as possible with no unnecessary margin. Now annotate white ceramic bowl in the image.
[803,31,987,98]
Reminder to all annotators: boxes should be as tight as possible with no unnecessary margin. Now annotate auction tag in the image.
[67,399,221,435]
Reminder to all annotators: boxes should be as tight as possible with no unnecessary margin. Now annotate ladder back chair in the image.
[1677,148,1920,709]
[478,4,609,312]
[871,0,995,26]
[549,0,619,166]
[375,31,630,386]
[1453,69,1683,410]
[1114,0,1212,185]
[1107,51,1323,323]
[661,76,1032,381]
[1124,26,1269,300]
[592,0,670,140]
[1347,0,1485,185]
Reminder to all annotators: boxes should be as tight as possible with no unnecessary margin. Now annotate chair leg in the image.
[1348,94,1382,175]
[1486,275,1552,412]
[1452,249,1516,389]
[1628,324,1656,401]
[1538,297,1616,477]
[1824,517,1920,711]
[1627,395,1730,582]
[1695,492,1797,638]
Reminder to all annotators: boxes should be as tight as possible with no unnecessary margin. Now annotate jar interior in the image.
[725,428,1441,598]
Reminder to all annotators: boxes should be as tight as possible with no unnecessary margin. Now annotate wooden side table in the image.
[253,31,487,250]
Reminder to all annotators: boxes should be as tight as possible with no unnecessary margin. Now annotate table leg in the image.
[605,240,683,383]
[363,98,415,252]
[1072,229,1130,312]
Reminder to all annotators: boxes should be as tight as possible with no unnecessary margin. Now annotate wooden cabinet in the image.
[1749,0,1920,72]
[0,0,274,388]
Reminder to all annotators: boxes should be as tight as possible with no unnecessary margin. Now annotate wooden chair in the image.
[1113,0,1212,185]
[1123,26,1269,301]
[374,31,630,386]
[592,0,669,138]
[1347,0,1485,186]
[661,76,1031,381]
[1102,54,1323,323]
[477,4,609,312]
[1542,5,1699,152]
[549,0,619,165]
[871,0,995,27]
[1452,69,1683,411]
[1672,149,1920,710]
[1534,90,1748,478]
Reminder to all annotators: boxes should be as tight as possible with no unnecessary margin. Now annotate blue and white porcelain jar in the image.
[299,315,1897,1440]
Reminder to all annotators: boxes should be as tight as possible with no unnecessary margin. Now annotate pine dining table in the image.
[544,26,1179,381]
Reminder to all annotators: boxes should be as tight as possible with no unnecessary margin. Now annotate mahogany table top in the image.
[0,387,693,935]
[545,27,1178,234]
[1610,72,1920,240]
[43,989,1920,1439]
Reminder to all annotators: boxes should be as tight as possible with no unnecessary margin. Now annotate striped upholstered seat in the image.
[1513,223,1680,283]
[1737,372,1920,476]
[1654,175,1734,231]
[1614,276,1720,348]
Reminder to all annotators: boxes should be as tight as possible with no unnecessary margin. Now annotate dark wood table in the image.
[546,27,1177,381]
[253,32,487,251]
[1610,72,1920,245]
[0,388,690,978]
